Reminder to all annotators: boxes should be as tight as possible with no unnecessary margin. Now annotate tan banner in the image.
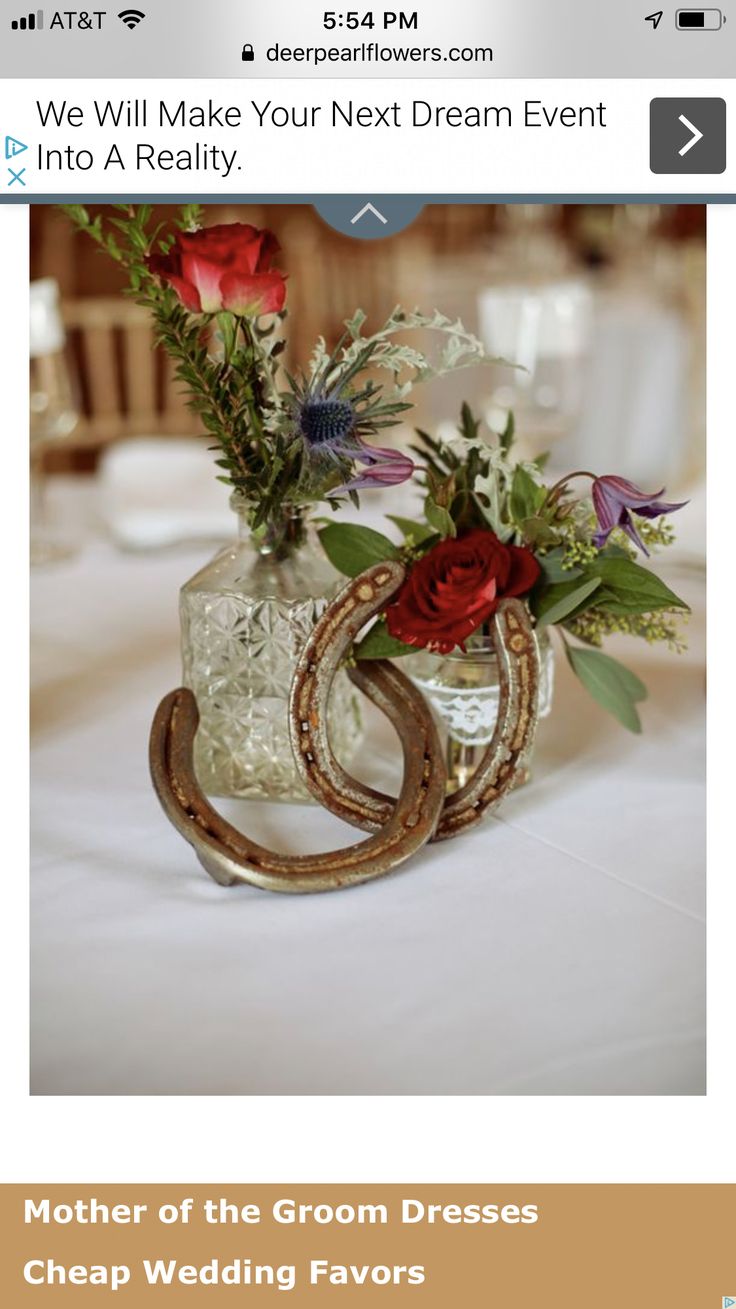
[2,1185,734,1306]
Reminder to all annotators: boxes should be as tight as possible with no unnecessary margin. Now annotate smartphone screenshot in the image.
[1,0,732,1303]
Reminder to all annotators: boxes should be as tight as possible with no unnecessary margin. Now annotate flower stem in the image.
[157,305,251,483]
[542,469,597,508]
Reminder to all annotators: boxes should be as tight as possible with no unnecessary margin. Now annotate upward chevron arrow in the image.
[350,203,388,225]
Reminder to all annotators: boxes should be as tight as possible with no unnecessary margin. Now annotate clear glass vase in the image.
[403,626,554,792]
[180,496,364,802]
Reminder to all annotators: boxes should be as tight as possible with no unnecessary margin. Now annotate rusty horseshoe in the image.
[290,591,541,843]
[149,562,447,893]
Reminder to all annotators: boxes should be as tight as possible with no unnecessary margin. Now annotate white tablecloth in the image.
[31,484,705,1095]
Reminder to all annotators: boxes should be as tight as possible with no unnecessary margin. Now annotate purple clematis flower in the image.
[592,475,687,556]
[328,441,415,495]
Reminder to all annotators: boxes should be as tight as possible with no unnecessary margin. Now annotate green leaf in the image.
[318,523,399,578]
[385,515,435,545]
[413,427,461,472]
[499,410,515,453]
[533,577,602,627]
[216,312,237,361]
[510,464,544,525]
[520,515,558,547]
[458,402,482,445]
[424,495,456,538]
[538,547,582,583]
[565,646,648,733]
[266,456,284,488]
[588,557,688,615]
[354,620,416,661]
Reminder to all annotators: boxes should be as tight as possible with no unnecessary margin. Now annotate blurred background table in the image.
[30,478,705,1096]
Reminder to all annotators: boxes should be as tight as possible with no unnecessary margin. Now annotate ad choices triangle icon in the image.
[5,136,28,159]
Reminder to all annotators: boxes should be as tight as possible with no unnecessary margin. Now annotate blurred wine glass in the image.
[477,206,593,454]
[30,278,79,564]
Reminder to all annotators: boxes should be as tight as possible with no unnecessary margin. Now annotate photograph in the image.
[30,201,706,1095]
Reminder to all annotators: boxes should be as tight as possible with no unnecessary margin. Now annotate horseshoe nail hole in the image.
[300,721,309,732]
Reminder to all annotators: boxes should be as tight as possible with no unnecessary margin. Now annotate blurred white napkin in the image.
[99,438,233,550]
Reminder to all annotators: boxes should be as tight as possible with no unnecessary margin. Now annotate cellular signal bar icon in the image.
[11,9,43,29]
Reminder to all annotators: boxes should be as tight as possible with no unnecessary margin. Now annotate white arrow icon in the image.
[351,202,388,225]
[678,114,703,156]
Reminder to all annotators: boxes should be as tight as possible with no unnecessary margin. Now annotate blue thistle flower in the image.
[284,332,415,495]
[299,397,356,449]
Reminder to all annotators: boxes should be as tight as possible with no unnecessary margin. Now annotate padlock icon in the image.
[242,43,255,62]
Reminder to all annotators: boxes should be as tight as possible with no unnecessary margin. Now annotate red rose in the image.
[386,529,540,655]
[146,223,286,316]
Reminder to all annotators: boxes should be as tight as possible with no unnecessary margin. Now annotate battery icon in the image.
[676,8,724,27]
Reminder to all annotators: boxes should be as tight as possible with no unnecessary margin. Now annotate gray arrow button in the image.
[650,97,726,173]
[314,197,424,240]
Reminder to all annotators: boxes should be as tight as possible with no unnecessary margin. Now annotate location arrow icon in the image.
[645,10,663,28]
[678,113,703,156]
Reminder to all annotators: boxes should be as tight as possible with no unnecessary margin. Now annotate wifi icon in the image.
[118,8,145,28]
